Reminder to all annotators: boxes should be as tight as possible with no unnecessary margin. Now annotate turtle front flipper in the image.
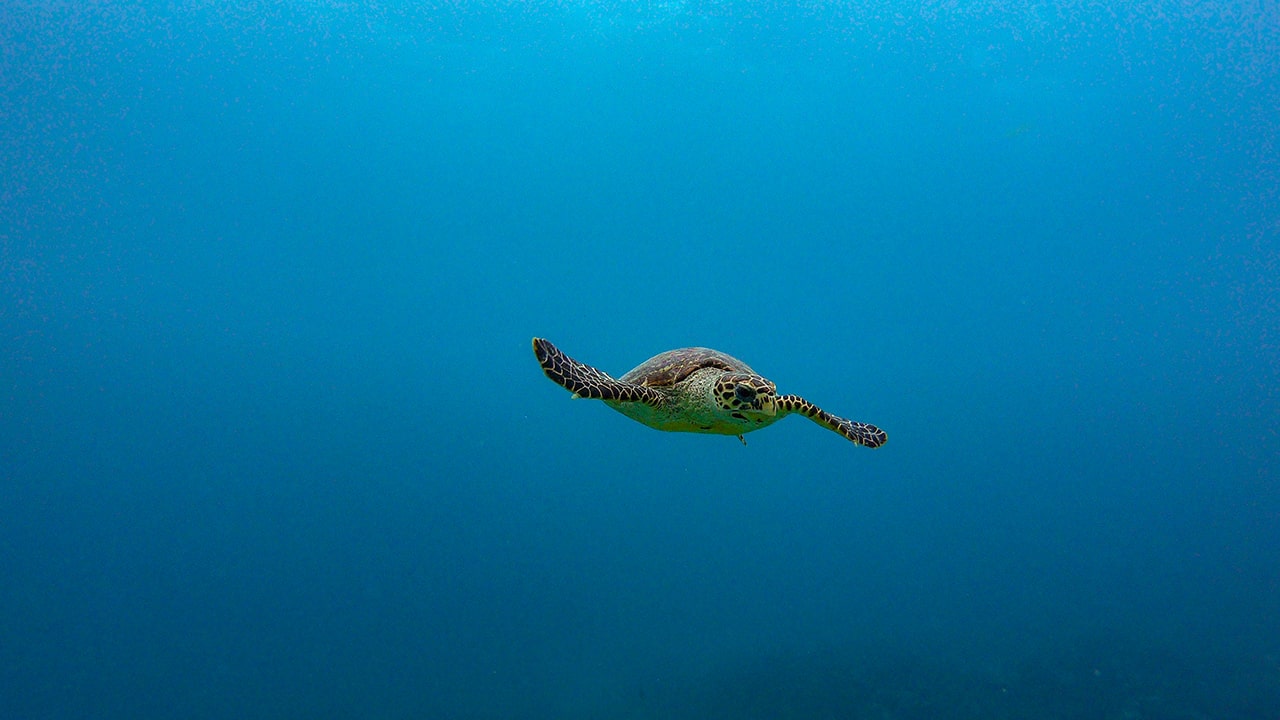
[533,338,666,406]
[776,394,887,448]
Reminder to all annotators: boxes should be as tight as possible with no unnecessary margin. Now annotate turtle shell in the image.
[619,347,757,387]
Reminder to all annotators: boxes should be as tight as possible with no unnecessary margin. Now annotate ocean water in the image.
[2,2,1278,718]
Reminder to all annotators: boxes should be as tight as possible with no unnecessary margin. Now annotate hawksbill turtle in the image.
[532,338,886,448]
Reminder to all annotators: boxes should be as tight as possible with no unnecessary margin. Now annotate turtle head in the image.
[713,373,778,418]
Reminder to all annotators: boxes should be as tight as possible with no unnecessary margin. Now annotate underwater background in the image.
[3,2,1278,718]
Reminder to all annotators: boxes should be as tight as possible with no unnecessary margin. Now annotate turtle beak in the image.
[759,397,777,416]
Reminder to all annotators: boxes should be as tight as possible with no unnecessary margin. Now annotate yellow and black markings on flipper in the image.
[532,338,665,406]
[776,394,888,448]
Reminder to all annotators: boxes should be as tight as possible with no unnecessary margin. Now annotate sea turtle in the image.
[532,337,886,448]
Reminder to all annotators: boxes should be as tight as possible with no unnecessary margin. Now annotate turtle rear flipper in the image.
[533,338,665,406]
[777,394,887,448]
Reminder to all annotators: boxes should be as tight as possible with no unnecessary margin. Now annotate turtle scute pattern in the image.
[623,348,746,388]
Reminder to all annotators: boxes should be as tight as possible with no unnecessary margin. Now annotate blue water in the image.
[3,3,1278,718]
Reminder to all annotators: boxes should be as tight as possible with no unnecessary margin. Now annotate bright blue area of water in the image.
[3,3,1278,718]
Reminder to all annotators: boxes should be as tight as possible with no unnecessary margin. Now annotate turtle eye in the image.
[734,384,756,403]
